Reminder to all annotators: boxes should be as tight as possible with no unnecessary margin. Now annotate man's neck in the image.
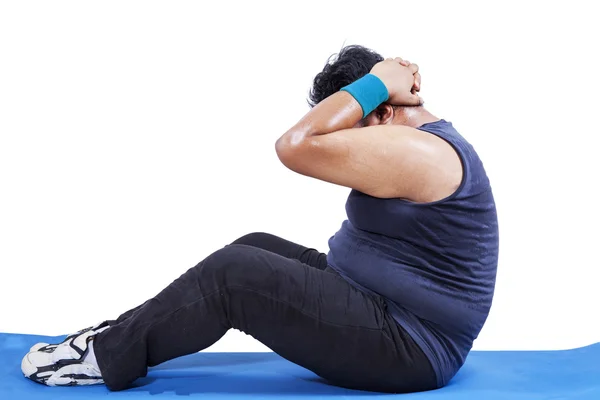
[394,106,440,128]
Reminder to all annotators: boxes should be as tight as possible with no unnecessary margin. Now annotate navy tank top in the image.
[327,119,499,387]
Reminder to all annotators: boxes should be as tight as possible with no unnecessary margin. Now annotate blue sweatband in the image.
[340,74,389,119]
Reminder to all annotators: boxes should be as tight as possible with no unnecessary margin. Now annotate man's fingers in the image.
[408,63,419,75]
[407,93,424,106]
[393,57,411,67]
[413,72,421,91]
[401,59,418,74]
[391,57,418,74]
[390,57,421,93]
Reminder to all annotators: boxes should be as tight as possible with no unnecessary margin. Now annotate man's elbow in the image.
[275,135,290,161]
[275,132,307,170]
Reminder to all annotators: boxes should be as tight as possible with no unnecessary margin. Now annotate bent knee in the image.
[199,245,272,288]
[230,232,277,247]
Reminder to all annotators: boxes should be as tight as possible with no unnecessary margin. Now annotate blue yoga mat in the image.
[1,333,599,399]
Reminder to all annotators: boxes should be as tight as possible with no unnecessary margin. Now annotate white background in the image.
[1,1,598,352]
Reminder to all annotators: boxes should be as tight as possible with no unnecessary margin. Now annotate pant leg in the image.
[93,244,436,393]
[110,233,328,324]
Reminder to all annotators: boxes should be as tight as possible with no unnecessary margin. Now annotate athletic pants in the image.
[93,232,437,393]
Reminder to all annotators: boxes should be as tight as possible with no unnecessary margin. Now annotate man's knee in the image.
[198,245,270,289]
[231,232,277,247]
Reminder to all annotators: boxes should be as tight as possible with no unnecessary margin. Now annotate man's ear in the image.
[375,103,395,125]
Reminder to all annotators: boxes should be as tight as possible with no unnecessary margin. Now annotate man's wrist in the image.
[340,74,389,118]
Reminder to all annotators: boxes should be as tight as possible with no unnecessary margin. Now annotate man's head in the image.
[308,45,402,128]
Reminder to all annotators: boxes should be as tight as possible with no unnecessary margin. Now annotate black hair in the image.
[307,45,384,108]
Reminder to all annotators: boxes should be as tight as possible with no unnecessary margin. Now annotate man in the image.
[21,45,499,393]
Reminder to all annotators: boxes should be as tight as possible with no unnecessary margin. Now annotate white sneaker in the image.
[22,323,109,386]
[28,321,110,354]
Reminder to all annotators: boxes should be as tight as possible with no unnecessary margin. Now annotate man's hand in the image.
[370,57,422,106]
[399,58,421,94]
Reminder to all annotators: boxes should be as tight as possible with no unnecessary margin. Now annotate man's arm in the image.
[275,62,462,202]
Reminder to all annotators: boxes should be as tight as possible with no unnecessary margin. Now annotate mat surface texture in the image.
[1,333,598,399]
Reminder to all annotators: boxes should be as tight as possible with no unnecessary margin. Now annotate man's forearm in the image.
[276,91,362,152]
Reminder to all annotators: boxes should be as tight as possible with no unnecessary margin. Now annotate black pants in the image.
[94,232,437,393]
